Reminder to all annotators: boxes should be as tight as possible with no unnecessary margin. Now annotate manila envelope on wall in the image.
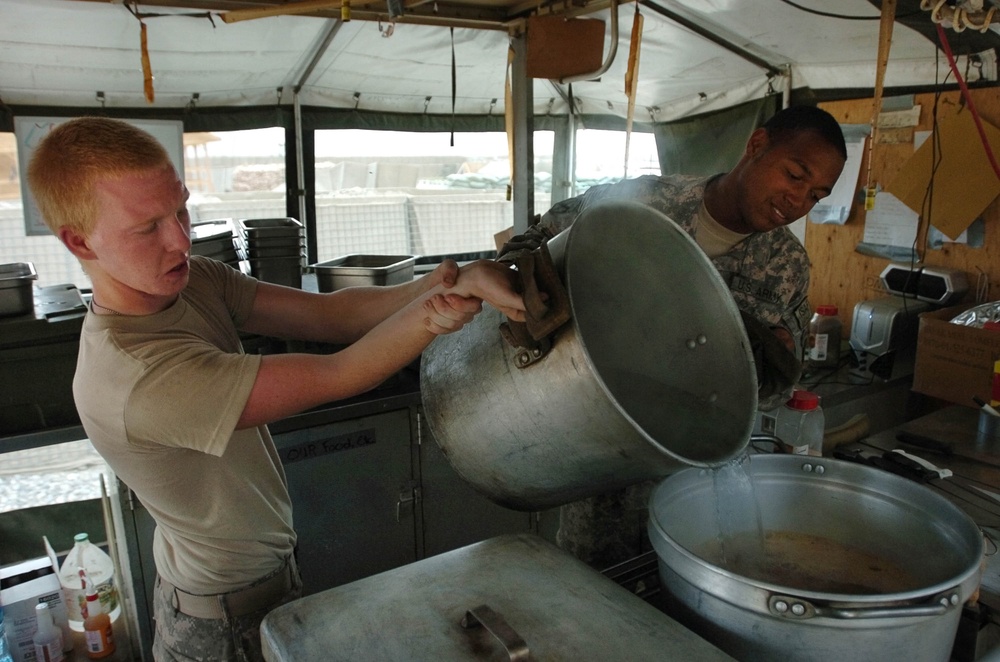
[886,109,1000,240]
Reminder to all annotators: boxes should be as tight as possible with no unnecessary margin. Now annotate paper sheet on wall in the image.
[809,137,866,225]
[861,191,918,248]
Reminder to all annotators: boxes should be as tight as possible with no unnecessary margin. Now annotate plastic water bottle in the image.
[775,390,825,457]
[0,607,14,662]
[58,533,120,632]
[32,603,64,662]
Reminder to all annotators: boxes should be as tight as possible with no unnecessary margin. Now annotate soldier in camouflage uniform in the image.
[502,105,847,569]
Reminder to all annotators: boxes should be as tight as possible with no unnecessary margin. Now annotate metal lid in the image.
[261,534,734,661]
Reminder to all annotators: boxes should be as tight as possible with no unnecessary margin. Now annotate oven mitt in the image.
[496,215,549,264]
[740,310,802,410]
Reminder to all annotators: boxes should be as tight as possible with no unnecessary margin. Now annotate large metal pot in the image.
[648,454,985,662]
[420,200,758,511]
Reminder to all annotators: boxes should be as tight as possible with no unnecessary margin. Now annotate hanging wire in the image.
[936,23,1000,181]
[912,52,948,268]
[984,528,998,557]
[777,0,922,20]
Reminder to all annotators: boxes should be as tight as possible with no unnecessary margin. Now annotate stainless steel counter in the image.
[0,359,421,453]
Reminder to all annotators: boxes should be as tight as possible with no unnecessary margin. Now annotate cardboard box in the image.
[0,556,72,662]
[912,304,1000,407]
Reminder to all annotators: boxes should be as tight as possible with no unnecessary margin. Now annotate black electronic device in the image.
[879,263,969,306]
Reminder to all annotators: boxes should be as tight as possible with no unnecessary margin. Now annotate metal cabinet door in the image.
[414,408,535,558]
[273,408,418,595]
[110,477,157,662]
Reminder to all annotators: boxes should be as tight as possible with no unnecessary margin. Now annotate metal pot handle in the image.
[499,241,571,369]
[460,604,533,661]
[768,591,961,621]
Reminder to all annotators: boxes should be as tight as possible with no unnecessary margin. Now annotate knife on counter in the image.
[833,446,1000,527]
[896,429,1000,470]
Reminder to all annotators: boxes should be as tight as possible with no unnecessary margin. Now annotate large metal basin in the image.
[649,454,985,662]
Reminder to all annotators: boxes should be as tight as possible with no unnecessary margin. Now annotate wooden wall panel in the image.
[808,90,1000,329]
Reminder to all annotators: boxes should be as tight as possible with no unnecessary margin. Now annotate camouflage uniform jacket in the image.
[538,174,812,356]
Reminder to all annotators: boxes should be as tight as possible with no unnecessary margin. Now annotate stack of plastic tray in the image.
[190,218,247,270]
[239,217,305,288]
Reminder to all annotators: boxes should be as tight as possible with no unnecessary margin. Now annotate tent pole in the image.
[510,32,535,234]
[289,19,342,242]
[293,92,308,235]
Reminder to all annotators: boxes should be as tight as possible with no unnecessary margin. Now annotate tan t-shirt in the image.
[693,200,749,259]
[74,256,295,594]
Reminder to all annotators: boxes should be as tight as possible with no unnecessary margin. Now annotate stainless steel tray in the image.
[312,254,415,292]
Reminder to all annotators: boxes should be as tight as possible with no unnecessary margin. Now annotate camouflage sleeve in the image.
[724,229,811,357]
[537,194,586,236]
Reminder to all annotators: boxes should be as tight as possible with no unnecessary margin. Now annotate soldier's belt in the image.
[159,555,296,620]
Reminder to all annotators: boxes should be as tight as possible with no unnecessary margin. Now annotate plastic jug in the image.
[775,390,825,457]
[57,534,120,632]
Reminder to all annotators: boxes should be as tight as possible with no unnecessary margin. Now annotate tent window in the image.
[0,127,290,290]
[312,129,554,260]
[186,127,289,249]
[575,129,661,194]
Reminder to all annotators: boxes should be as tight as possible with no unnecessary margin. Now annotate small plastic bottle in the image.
[776,390,825,457]
[0,606,14,662]
[83,581,115,660]
[807,305,842,370]
[32,603,65,662]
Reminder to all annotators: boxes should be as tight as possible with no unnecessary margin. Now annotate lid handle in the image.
[460,604,532,661]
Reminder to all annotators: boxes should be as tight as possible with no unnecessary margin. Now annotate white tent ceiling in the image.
[1,0,998,123]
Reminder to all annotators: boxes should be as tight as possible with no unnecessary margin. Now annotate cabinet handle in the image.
[460,604,532,661]
[396,487,420,522]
